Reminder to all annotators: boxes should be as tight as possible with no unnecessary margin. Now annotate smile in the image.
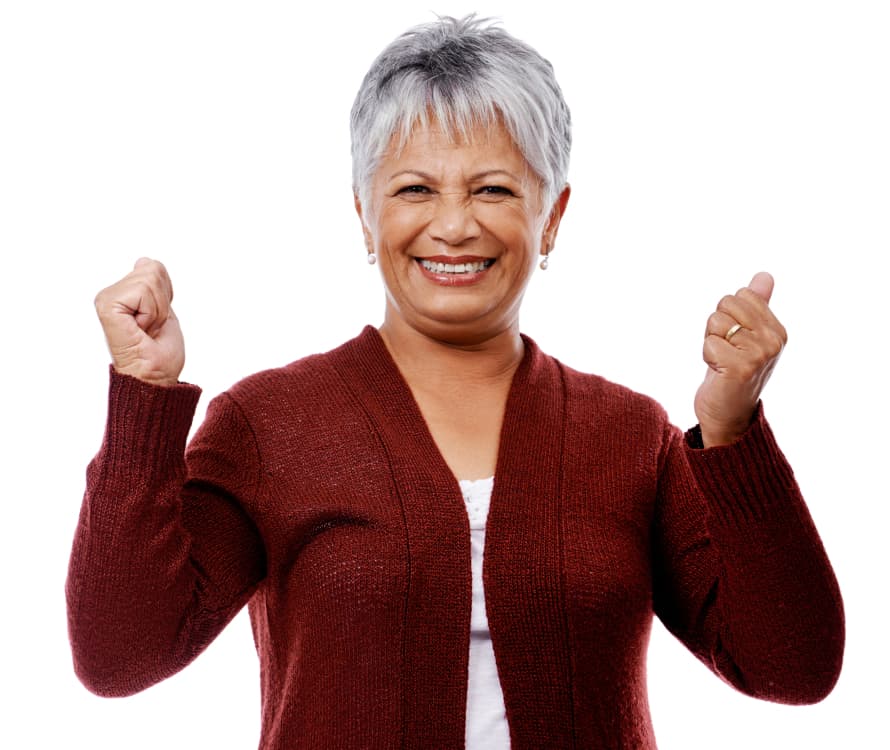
[417,258,495,274]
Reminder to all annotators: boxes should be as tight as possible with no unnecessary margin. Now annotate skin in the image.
[95,257,183,388]
[353,120,570,477]
[355,121,569,349]
[697,271,787,446]
[95,120,787,470]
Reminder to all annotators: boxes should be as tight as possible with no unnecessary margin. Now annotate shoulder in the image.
[531,341,672,438]
[529,336,669,422]
[218,330,375,420]
[532,342,677,472]
[227,353,331,402]
[562,362,667,419]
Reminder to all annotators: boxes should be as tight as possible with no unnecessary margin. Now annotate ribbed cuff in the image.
[683,403,798,529]
[99,366,202,483]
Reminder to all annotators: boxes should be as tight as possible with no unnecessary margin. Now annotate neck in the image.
[378,312,525,392]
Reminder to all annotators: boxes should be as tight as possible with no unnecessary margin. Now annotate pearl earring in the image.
[540,245,552,270]
[366,252,377,265]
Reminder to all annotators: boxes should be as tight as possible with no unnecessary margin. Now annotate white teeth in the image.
[419,259,493,274]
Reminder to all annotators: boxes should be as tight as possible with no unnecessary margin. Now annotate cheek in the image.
[477,204,541,252]
[376,205,429,252]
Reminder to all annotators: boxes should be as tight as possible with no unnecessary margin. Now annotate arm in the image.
[651,406,844,703]
[65,369,266,697]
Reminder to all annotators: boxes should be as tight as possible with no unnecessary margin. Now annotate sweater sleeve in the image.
[66,368,267,697]
[650,403,844,704]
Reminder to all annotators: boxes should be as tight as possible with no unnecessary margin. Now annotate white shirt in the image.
[458,476,511,749]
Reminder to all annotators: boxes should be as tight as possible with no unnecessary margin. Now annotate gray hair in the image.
[350,15,571,212]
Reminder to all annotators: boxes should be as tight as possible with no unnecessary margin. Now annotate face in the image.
[355,119,570,345]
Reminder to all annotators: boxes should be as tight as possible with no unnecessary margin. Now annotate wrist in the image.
[697,409,758,448]
[112,364,181,388]
[699,425,746,449]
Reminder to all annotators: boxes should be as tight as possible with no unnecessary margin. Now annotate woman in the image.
[67,15,844,749]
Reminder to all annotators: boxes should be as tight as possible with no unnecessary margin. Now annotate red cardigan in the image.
[66,327,844,749]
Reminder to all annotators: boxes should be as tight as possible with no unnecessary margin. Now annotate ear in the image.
[541,184,571,255]
[354,192,375,251]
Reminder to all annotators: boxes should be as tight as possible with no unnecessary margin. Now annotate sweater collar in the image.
[332,325,550,469]
[327,325,573,747]
[328,324,565,511]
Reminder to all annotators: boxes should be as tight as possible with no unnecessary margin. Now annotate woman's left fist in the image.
[694,272,787,447]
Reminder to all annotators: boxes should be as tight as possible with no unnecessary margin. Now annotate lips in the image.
[413,255,496,286]
[417,258,495,274]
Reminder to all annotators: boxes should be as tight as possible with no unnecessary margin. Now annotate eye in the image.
[475,185,515,199]
[396,185,431,196]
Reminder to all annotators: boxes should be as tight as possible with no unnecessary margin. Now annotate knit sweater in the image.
[66,326,844,749]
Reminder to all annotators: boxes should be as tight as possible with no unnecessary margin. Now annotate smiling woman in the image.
[357,120,570,352]
[65,13,844,750]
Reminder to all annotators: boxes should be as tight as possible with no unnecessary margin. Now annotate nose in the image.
[427,192,482,245]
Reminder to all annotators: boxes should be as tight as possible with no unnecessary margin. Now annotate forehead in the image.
[378,118,533,178]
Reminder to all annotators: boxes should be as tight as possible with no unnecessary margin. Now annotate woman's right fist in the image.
[94,258,185,386]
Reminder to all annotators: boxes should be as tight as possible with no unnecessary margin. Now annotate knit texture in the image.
[66,326,844,749]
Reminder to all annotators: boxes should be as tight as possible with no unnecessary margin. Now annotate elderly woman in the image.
[67,15,843,750]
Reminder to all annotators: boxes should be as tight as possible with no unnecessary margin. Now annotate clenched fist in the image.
[694,272,787,447]
[94,258,185,386]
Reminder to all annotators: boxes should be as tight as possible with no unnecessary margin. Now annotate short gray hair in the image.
[350,15,571,211]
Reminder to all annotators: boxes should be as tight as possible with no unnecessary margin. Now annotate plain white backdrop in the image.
[2,1,887,747]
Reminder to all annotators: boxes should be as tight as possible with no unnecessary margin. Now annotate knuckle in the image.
[765,331,783,353]
[154,264,170,284]
[761,327,786,354]
[702,338,719,359]
[94,288,114,315]
[134,272,165,302]
[135,259,164,281]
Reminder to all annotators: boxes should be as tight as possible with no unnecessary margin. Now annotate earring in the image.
[366,251,377,265]
[540,240,555,270]
[539,246,551,270]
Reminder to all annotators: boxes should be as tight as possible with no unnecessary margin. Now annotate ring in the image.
[725,323,743,342]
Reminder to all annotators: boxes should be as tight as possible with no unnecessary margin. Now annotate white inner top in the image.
[458,476,510,749]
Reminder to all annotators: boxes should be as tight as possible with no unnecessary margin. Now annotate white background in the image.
[2,1,887,748]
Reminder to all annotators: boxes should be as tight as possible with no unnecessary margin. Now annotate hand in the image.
[94,258,185,386]
[694,272,787,447]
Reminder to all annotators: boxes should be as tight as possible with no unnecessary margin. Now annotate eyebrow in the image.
[386,169,523,183]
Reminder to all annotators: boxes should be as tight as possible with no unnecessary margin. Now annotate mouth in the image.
[415,257,496,275]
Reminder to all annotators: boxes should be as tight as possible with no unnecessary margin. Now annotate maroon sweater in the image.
[66,326,844,749]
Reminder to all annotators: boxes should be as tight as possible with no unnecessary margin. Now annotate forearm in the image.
[66,370,264,696]
[655,409,844,704]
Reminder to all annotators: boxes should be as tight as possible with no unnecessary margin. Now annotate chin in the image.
[407,307,517,346]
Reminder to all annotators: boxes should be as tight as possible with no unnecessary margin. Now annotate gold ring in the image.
[725,323,743,342]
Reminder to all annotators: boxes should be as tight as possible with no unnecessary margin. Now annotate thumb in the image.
[133,256,153,270]
[747,271,774,303]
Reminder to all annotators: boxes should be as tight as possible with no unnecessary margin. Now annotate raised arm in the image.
[66,259,266,696]
[652,413,844,703]
[652,272,844,702]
